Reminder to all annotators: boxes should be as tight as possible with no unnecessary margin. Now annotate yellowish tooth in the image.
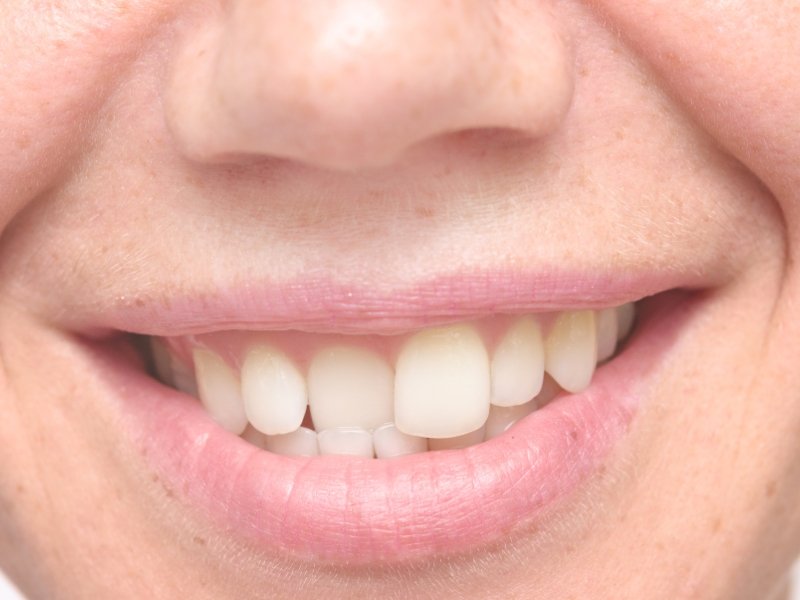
[193,349,249,435]
[172,355,199,399]
[616,302,635,341]
[491,317,544,407]
[241,346,307,436]
[544,311,597,393]
[150,338,175,387]
[596,308,618,363]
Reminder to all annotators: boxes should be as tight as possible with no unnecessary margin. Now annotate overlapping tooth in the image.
[307,346,394,432]
[266,427,320,457]
[544,310,597,393]
[596,308,618,363]
[394,324,491,439]
[491,317,544,407]
[484,401,536,441]
[193,349,249,435]
[241,346,307,435]
[616,302,635,341]
[317,427,374,458]
[373,423,427,459]
[428,425,485,451]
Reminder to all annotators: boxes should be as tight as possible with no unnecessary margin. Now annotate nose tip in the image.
[165,0,575,171]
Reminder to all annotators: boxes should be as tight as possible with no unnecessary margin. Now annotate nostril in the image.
[163,0,575,171]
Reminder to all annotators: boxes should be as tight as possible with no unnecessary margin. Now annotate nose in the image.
[165,0,574,171]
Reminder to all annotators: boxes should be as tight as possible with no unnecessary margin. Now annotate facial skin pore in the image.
[0,1,799,599]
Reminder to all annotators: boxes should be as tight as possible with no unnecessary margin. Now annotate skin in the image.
[0,0,799,598]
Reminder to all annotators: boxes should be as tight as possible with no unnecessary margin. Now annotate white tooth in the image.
[193,349,249,435]
[317,427,374,458]
[484,401,536,441]
[172,355,199,399]
[241,346,307,436]
[491,317,544,407]
[616,302,635,341]
[427,426,485,451]
[544,311,597,393]
[372,423,427,459]
[307,346,394,432]
[394,324,490,439]
[534,373,562,406]
[150,338,175,387]
[266,427,320,457]
[596,308,618,363]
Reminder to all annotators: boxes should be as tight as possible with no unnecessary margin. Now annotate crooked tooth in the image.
[596,308,618,363]
[394,324,490,439]
[241,346,307,436]
[373,423,427,459]
[307,346,394,432]
[193,349,249,435]
[544,311,597,393]
[484,401,536,441]
[150,338,175,387]
[616,302,635,341]
[317,427,374,458]
[266,427,320,457]
[491,317,544,407]
[172,355,199,399]
[428,426,485,451]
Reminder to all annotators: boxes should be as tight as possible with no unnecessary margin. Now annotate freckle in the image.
[579,67,589,77]
[193,537,207,546]
[712,518,722,533]
[15,485,24,494]
[415,206,435,219]
[615,130,624,140]
[766,481,777,497]
[135,298,145,307]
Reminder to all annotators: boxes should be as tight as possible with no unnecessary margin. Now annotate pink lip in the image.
[81,290,691,563]
[73,268,703,336]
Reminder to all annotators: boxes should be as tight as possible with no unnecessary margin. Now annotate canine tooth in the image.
[491,317,544,407]
[317,427,374,458]
[394,324,490,439]
[373,423,427,459]
[544,311,597,393]
[616,302,635,341]
[193,349,249,435]
[596,308,618,363]
[150,338,175,386]
[307,346,394,432]
[172,355,199,399]
[266,427,320,457]
[484,401,536,441]
[241,346,307,436]
[534,373,562,406]
[428,425,485,451]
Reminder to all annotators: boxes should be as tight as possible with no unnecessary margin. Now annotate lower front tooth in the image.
[544,310,597,393]
[317,427,374,458]
[483,401,536,441]
[193,349,249,435]
[241,346,307,436]
[394,324,491,439]
[266,427,320,457]
[372,423,427,459]
[427,426,485,451]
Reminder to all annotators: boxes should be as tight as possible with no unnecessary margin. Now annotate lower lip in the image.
[86,292,689,563]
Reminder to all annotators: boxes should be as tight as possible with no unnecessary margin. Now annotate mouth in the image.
[76,285,694,564]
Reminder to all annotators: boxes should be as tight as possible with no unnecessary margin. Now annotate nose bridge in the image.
[166,0,575,170]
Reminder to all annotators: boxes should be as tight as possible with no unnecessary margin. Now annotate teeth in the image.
[491,317,544,407]
[193,349,249,435]
[241,346,307,436]
[266,427,320,457]
[427,425,486,451]
[317,427,374,458]
[616,302,636,341]
[596,308,618,363]
[534,373,562,406]
[372,423,427,459]
[544,311,597,393]
[150,338,175,387]
[483,401,536,441]
[172,354,200,399]
[307,346,394,432]
[394,324,491,439]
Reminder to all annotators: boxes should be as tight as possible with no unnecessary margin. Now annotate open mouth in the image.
[148,305,636,459]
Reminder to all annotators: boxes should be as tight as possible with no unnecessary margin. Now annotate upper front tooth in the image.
[491,317,544,407]
[596,308,618,363]
[394,324,491,439]
[307,346,394,432]
[544,311,597,393]
[241,346,307,436]
[193,349,249,435]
